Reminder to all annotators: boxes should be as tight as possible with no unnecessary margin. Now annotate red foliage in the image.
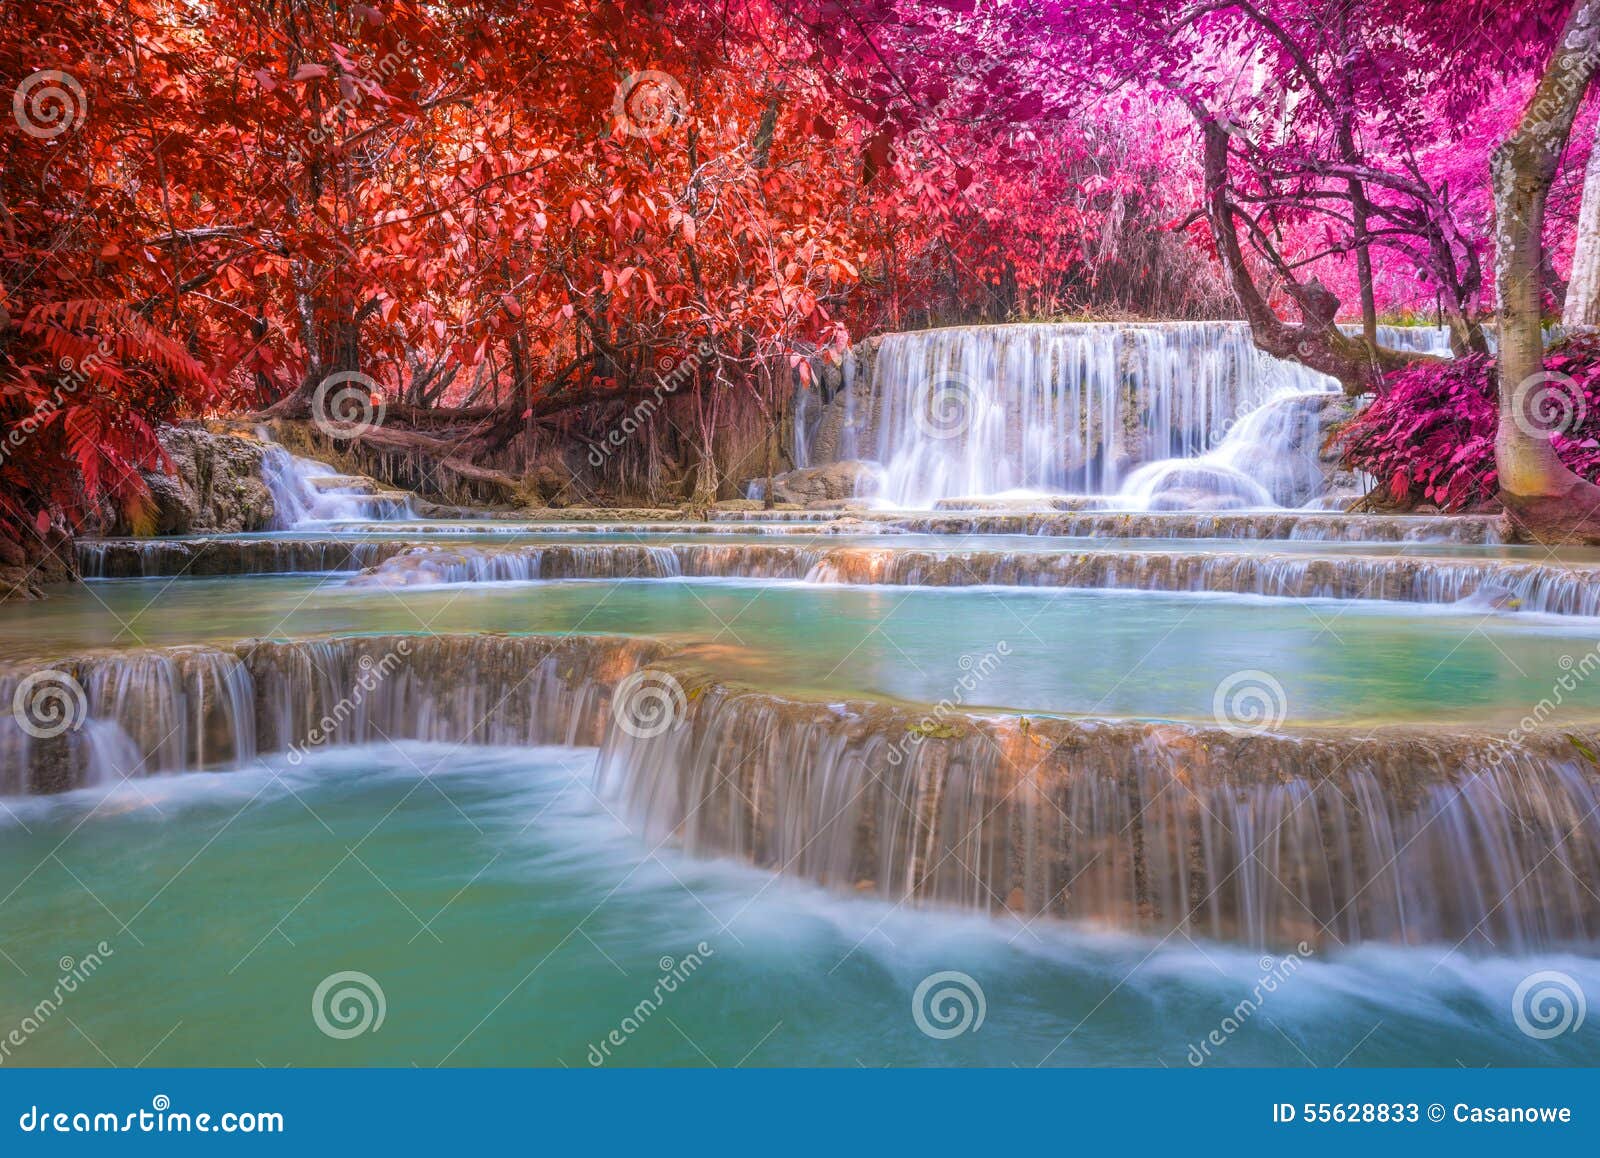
[0,0,1584,546]
[1337,335,1600,511]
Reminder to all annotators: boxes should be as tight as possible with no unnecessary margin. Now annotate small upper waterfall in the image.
[255,427,414,527]
[795,321,1453,510]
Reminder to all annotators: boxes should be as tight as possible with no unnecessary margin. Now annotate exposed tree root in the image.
[1499,479,1600,545]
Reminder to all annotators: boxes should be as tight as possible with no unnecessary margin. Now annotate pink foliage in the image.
[1337,335,1600,511]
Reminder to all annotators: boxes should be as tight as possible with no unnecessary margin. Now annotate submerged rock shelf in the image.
[4,631,1596,950]
[877,510,1506,543]
[339,541,1600,617]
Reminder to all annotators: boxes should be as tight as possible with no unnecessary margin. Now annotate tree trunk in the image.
[1189,107,1414,395]
[1493,0,1600,541]
[1564,118,1600,330]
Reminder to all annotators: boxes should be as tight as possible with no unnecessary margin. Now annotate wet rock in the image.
[712,499,806,513]
[107,425,277,535]
[747,460,884,505]
[0,529,75,602]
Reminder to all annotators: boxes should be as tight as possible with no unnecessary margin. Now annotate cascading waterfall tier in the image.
[597,682,1600,951]
[702,506,1506,543]
[0,634,667,794]
[7,632,1599,950]
[256,427,414,526]
[78,538,409,579]
[880,510,1503,543]
[346,542,1600,616]
[795,321,1452,511]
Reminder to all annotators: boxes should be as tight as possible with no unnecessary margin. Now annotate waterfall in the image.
[596,684,1600,951]
[9,631,1600,949]
[859,322,1335,508]
[0,634,667,793]
[800,321,1454,511]
[254,427,413,527]
[1364,323,1454,355]
[78,537,406,578]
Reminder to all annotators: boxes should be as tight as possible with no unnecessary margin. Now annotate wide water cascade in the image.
[5,741,1591,1066]
[4,628,1599,950]
[798,321,1452,511]
[597,685,1600,951]
[0,634,664,793]
[13,574,1600,727]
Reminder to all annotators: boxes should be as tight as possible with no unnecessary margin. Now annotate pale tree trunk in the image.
[1494,0,1600,540]
[1564,118,1600,330]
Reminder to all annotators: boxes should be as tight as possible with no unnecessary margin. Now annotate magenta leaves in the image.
[1337,334,1600,511]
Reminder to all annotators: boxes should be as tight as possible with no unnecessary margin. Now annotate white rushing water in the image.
[798,321,1452,510]
[255,427,413,527]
